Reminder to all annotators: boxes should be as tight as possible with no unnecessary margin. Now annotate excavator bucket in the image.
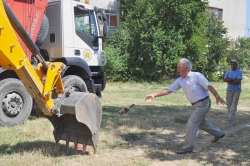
[46,91,102,153]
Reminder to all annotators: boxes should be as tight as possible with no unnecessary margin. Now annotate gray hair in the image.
[180,58,192,70]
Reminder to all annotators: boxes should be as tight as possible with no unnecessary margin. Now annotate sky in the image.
[246,0,250,37]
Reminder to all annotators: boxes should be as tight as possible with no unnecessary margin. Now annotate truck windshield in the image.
[75,8,98,37]
[74,7,98,48]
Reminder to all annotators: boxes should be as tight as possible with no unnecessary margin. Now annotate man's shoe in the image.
[211,133,225,143]
[175,149,192,154]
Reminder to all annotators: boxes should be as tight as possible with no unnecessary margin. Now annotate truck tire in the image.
[62,75,88,92]
[0,78,32,126]
[35,15,49,47]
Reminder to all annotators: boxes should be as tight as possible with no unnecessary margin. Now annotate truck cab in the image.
[41,0,107,96]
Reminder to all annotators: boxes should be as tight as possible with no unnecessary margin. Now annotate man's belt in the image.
[191,96,209,105]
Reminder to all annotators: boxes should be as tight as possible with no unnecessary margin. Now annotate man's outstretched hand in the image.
[216,97,227,105]
[145,95,154,102]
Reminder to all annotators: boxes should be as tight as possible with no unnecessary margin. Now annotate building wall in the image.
[86,0,120,37]
[246,0,250,38]
[88,0,120,11]
[209,0,247,39]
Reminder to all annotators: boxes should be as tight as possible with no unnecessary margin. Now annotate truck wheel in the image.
[62,75,88,92]
[35,15,49,47]
[0,78,32,126]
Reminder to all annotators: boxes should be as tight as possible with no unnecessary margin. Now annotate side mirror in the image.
[97,11,109,38]
[103,21,108,37]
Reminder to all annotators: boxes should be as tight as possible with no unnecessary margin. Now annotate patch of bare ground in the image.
[152,121,250,166]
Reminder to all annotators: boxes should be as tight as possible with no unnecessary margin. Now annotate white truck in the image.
[0,0,108,127]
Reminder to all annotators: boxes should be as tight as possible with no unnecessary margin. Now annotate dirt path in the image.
[151,122,250,166]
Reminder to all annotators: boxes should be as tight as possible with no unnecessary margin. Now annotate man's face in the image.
[230,62,237,70]
[177,62,189,77]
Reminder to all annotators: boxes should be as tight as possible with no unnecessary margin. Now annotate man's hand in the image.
[216,97,227,105]
[145,89,171,102]
[208,85,227,105]
[145,95,154,102]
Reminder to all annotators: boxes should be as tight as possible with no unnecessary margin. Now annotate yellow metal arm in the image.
[0,1,64,116]
[36,62,65,101]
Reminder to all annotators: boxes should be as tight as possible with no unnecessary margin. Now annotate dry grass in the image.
[0,78,250,166]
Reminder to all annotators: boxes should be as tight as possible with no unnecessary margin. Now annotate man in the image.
[145,58,227,154]
[223,59,242,122]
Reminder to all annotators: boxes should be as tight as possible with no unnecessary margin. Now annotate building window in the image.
[106,13,118,27]
[209,7,223,20]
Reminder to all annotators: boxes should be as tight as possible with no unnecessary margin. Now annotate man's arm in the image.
[223,70,242,84]
[207,85,227,105]
[223,78,241,85]
[145,89,172,102]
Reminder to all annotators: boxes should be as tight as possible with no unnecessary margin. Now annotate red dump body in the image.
[5,0,48,59]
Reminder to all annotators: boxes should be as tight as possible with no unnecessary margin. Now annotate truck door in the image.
[73,5,103,66]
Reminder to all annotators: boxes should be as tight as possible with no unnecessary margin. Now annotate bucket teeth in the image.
[65,134,71,152]
[54,126,63,144]
[74,136,79,150]
[46,92,102,154]
[47,114,98,154]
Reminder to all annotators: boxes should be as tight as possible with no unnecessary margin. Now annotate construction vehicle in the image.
[0,0,107,128]
[0,0,107,153]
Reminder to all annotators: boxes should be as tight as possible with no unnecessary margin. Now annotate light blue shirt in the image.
[167,71,210,103]
[224,68,242,91]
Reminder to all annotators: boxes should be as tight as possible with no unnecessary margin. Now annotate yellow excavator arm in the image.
[0,0,64,116]
[0,0,102,154]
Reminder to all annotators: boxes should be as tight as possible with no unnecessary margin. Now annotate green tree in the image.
[104,0,229,82]
[204,12,229,81]
[227,37,250,70]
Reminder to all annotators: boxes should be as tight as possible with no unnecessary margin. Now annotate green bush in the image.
[207,72,220,82]
[243,70,250,74]
[103,46,128,82]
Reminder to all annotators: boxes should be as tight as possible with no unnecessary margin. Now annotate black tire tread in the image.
[62,75,88,92]
[0,78,32,126]
[35,15,49,47]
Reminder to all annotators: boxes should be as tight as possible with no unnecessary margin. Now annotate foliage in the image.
[104,0,209,81]
[104,0,230,82]
[103,46,129,81]
[243,70,250,74]
[226,37,250,70]
[204,12,229,81]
